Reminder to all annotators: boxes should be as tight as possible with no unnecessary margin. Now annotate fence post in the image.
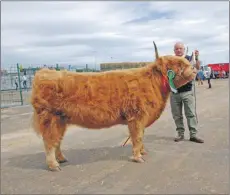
[17,63,23,105]
[56,64,60,71]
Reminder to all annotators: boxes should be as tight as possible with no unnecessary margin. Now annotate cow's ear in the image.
[154,57,167,75]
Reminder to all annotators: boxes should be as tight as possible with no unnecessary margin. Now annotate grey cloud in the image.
[5,20,103,38]
[30,35,136,49]
[1,1,229,68]
[2,48,46,67]
[124,10,175,25]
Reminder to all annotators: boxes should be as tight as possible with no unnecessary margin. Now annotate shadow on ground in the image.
[6,134,176,171]
[144,134,175,142]
[144,134,193,143]
[6,145,133,171]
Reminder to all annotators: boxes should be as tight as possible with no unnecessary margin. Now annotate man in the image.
[15,76,18,90]
[206,66,212,88]
[170,42,204,143]
[22,73,27,90]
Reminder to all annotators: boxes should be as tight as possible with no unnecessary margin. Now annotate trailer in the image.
[207,63,229,78]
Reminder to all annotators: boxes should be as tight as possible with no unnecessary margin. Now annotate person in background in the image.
[15,76,18,90]
[218,70,223,79]
[206,67,212,88]
[170,42,204,143]
[22,73,27,90]
[197,67,204,85]
[222,70,226,79]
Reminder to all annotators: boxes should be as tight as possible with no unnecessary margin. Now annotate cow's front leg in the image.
[128,120,145,163]
[140,129,148,155]
[44,141,61,171]
[56,141,68,163]
[140,144,148,156]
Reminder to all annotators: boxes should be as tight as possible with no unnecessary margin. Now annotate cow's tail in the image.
[30,68,63,136]
[31,110,42,136]
[30,94,59,137]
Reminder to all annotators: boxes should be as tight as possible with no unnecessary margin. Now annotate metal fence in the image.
[1,64,25,108]
[1,63,98,108]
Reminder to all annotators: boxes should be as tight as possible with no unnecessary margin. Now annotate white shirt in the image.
[22,75,27,81]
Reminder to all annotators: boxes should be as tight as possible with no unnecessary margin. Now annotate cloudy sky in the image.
[2,1,229,69]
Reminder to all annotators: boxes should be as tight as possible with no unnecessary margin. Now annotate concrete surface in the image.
[1,79,229,194]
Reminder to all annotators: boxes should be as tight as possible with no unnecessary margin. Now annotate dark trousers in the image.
[23,81,27,89]
[207,78,211,88]
[15,82,18,90]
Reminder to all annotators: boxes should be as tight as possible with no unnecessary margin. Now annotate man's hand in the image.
[194,50,200,69]
[195,50,199,59]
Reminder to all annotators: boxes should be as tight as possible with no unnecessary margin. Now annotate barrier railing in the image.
[1,64,98,108]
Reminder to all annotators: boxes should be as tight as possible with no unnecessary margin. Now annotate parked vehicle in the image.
[201,65,212,79]
[207,63,229,78]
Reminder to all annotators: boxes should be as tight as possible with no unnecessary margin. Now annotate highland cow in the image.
[31,41,197,171]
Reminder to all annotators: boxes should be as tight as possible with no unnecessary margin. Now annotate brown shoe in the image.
[174,135,184,142]
[190,137,204,143]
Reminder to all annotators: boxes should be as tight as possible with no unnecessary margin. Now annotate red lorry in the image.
[207,63,229,78]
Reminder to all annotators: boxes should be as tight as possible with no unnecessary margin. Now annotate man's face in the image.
[174,43,185,57]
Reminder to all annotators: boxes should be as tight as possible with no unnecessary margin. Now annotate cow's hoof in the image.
[58,159,68,163]
[130,156,145,163]
[141,151,148,155]
[48,165,61,172]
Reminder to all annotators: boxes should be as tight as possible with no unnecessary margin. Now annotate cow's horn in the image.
[153,41,159,59]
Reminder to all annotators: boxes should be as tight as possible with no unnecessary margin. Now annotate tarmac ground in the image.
[1,79,229,194]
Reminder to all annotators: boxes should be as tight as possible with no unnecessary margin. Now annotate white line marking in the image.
[19,112,33,116]
[1,131,33,140]
[1,112,33,119]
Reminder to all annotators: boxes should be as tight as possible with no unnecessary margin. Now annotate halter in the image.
[165,52,196,94]
[161,74,170,95]
[165,68,195,94]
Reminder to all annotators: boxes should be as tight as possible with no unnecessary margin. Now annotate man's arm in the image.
[195,59,200,70]
[194,50,200,70]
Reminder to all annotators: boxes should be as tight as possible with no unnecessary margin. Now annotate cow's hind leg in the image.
[128,120,145,163]
[37,112,67,171]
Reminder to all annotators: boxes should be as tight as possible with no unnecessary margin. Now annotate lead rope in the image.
[193,80,198,124]
[190,52,198,124]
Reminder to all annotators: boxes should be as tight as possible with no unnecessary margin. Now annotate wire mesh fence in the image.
[1,64,27,108]
[1,63,98,108]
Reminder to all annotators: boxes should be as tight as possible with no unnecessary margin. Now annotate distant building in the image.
[100,62,152,71]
